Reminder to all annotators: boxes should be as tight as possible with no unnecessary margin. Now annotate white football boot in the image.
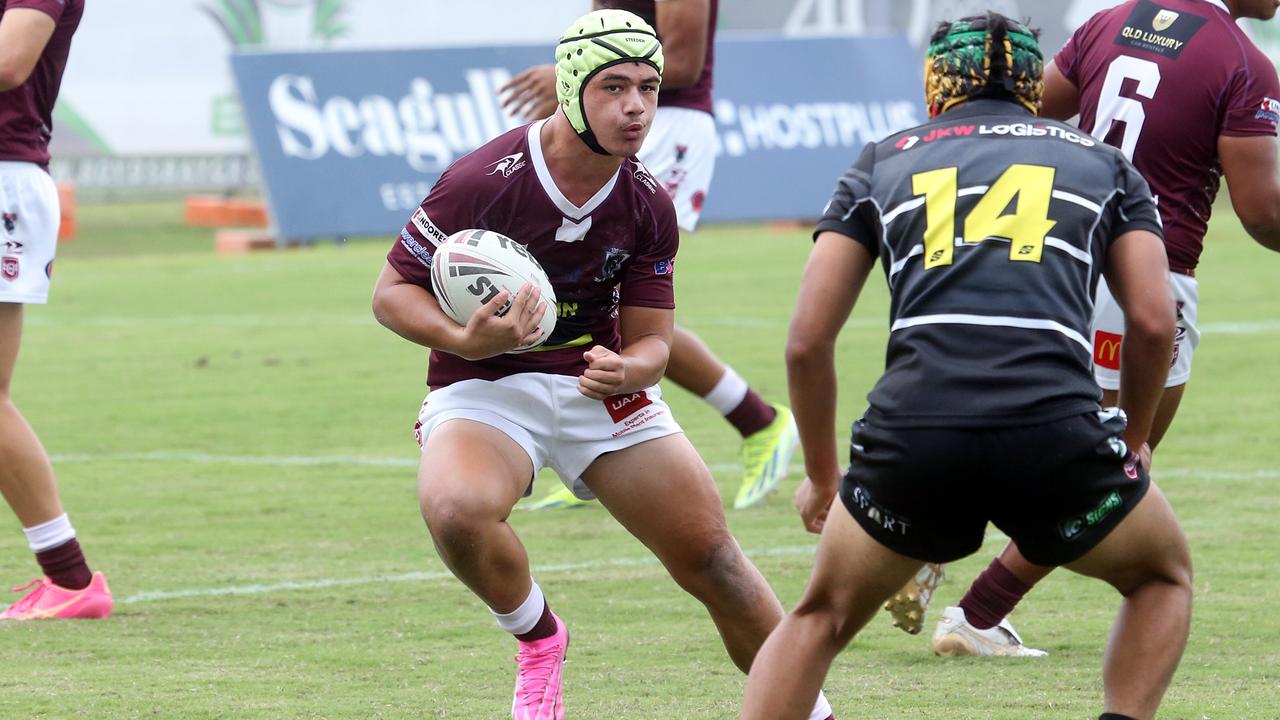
[932,606,1047,657]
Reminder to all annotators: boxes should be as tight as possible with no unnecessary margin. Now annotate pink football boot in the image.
[0,572,113,620]
[511,612,568,720]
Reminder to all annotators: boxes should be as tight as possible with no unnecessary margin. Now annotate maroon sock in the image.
[957,557,1032,630]
[514,600,558,642]
[725,390,776,438]
[35,537,93,590]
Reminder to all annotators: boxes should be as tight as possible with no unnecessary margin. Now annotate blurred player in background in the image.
[914,0,1280,657]
[0,0,112,620]
[742,14,1191,719]
[374,11,833,719]
[502,0,800,512]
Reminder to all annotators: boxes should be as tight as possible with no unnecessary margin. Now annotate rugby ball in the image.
[430,229,557,353]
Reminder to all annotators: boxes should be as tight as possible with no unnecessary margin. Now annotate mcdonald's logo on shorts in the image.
[1093,330,1123,370]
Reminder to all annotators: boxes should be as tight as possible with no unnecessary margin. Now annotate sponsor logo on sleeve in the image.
[410,207,448,244]
[1,256,18,282]
[1093,330,1123,370]
[1115,0,1206,59]
[1256,97,1280,127]
[653,258,674,276]
[484,152,526,178]
[399,229,434,268]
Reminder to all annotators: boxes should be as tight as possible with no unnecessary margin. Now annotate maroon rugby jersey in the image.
[1055,0,1280,273]
[0,0,83,168]
[598,0,717,114]
[387,119,680,390]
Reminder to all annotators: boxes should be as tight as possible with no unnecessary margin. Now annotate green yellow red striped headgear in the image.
[925,12,1044,118]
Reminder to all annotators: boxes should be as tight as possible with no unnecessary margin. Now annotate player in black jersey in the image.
[740,13,1192,720]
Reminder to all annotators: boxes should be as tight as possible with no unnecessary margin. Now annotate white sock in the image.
[809,690,833,720]
[490,580,546,636]
[23,513,76,553]
[703,367,749,415]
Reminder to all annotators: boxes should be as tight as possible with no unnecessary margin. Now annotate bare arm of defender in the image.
[785,231,876,534]
[372,262,546,361]
[1101,229,1176,454]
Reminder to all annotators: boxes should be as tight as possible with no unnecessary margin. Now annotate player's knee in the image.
[792,591,860,647]
[1145,533,1193,597]
[1118,527,1193,598]
[671,534,756,603]
[420,494,491,553]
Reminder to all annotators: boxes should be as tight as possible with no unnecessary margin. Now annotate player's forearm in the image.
[372,283,466,354]
[618,335,671,392]
[659,52,704,89]
[786,338,842,489]
[1116,324,1174,447]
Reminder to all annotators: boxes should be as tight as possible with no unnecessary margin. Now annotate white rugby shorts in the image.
[638,106,717,232]
[1091,272,1200,390]
[0,161,60,304]
[413,373,684,500]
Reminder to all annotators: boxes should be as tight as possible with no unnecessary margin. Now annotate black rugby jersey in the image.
[816,99,1163,427]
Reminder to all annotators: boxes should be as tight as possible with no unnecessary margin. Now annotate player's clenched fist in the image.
[577,345,626,400]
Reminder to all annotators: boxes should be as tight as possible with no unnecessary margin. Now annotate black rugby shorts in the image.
[838,409,1149,565]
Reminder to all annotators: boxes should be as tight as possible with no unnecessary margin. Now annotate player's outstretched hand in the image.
[577,345,625,400]
[458,283,545,360]
[499,65,558,121]
[795,473,839,534]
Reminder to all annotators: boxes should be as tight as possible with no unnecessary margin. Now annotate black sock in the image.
[1099,713,1137,720]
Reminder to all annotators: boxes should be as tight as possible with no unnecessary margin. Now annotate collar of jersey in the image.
[936,98,1036,120]
[526,118,622,222]
[1199,0,1230,15]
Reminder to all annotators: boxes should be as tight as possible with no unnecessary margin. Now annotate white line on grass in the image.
[1200,320,1280,334]
[48,451,750,475]
[49,451,1280,482]
[53,451,1274,605]
[51,451,418,468]
[118,540,1019,606]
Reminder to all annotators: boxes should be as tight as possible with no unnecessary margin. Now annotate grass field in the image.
[1,201,1277,718]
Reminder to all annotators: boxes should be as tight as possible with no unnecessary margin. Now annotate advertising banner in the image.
[232,36,923,237]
